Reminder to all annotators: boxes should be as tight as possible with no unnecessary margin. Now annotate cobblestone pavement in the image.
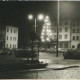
[0,66,80,79]
[36,68,80,79]
[0,52,80,79]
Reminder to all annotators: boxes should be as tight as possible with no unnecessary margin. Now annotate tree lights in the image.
[41,16,52,42]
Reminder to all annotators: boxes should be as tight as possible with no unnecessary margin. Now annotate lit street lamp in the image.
[28,14,44,60]
[28,14,44,34]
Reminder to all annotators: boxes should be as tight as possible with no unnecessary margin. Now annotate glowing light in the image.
[42,39,45,42]
[46,38,50,41]
[49,30,51,33]
[43,26,46,28]
[38,14,44,20]
[47,29,49,33]
[41,15,52,42]
[41,36,43,39]
[44,19,48,22]
[28,14,33,20]
[42,29,45,32]
[42,32,44,35]
[47,26,49,28]
[47,23,51,25]
[47,32,49,35]
[46,16,49,19]
[50,33,52,36]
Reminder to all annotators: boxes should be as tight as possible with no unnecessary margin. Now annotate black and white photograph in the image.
[0,0,80,79]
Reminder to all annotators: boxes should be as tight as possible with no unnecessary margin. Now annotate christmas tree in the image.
[41,16,52,42]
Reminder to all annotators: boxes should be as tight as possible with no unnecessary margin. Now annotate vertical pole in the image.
[56,0,59,57]
[35,18,37,34]
[3,36,5,49]
[35,18,39,61]
[37,40,39,61]
[31,40,33,61]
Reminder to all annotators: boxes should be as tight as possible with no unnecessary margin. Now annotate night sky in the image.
[0,1,80,47]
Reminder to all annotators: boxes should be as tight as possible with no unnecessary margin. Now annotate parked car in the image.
[39,48,45,52]
[58,48,67,52]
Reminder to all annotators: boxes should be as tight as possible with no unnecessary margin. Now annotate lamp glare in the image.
[28,14,33,20]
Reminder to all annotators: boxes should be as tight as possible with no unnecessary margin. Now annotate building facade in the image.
[52,20,80,49]
[52,21,71,49]
[71,21,80,49]
[0,25,18,49]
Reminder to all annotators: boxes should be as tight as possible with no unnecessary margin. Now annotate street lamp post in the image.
[35,18,37,34]
[56,0,59,57]
[28,14,44,61]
